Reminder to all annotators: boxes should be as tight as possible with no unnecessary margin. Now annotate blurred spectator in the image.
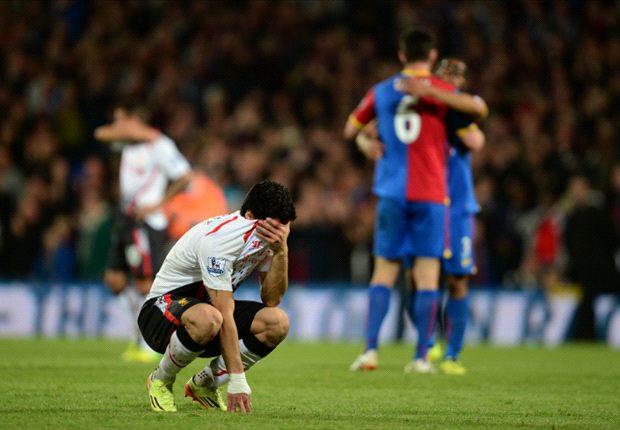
[515,189,564,290]
[564,175,619,339]
[0,194,44,278]
[54,83,87,158]
[288,178,353,281]
[164,171,228,241]
[0,1,618,286]
[76,188,113,281]
[35,215,76,282]
[0,145,24,219]
[608,163,620,270]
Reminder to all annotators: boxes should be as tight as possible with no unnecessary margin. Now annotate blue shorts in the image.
[442,212,475,276]
[373,198,446,260]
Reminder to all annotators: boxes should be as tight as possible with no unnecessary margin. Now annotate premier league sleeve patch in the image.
[206,257,228,276]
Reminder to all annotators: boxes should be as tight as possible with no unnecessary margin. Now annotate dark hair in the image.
[114,99,151,122]
[240,180,297,223]
[435,58,467,78]
[399,28,435,63]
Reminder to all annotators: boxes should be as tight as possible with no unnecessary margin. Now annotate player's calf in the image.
[446,275,468,299]
[251,307,290,347]
[194,308,289,390]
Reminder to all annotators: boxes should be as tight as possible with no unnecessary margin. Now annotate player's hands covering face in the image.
[256,218,290,253]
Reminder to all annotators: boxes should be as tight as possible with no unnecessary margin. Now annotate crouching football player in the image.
[138,180,296,413]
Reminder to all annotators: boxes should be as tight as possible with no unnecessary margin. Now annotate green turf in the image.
[0,340,618,429]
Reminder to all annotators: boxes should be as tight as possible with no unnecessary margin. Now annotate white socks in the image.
[193,339,263,388]
[153,331,203,383]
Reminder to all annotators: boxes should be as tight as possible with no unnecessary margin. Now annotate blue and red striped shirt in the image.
[349,69,454,204]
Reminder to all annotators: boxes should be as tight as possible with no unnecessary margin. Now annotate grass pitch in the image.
[0,340,618,429]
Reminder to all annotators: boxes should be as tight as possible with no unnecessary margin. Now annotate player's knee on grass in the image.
[446,275,468,299]
[104,271,127,295]
[252,307,290,347]
[181,304,223,345]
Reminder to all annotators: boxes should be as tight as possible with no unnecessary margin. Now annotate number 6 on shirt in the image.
[394,95,421,144]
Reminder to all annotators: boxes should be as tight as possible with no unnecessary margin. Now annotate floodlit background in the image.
[0,0,619,346]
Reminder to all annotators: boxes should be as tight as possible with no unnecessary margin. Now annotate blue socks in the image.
[365,286,467,360]
[445,296,468,360]
[365,285,391,350]
[413,290,440,360]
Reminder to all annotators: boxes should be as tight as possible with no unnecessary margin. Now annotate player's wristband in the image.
[228,372,252,395]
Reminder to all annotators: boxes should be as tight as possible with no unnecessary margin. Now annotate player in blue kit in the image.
[354,58,486,375]
[345,28,487,373]
[429,58,486,375]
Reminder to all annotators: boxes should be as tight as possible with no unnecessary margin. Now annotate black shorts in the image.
[138,286,265,357]
[106,212,168,279]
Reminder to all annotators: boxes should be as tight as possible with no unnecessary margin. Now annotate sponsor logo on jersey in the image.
[207,257,227,276]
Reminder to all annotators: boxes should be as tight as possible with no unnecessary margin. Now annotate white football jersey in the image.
[118,134,191,230]
[147,211,272,300]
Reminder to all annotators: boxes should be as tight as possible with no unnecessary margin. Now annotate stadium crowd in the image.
[0,0,619,293]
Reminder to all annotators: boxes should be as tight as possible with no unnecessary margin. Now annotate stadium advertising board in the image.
[0,282,618,347]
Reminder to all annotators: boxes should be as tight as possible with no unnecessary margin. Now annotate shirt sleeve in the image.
[447,109,476,129]
[257,250,274,273]
[198,240,235,292]
[153,135,191,180]
[446,109,477,150]
[347,87,376,130]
